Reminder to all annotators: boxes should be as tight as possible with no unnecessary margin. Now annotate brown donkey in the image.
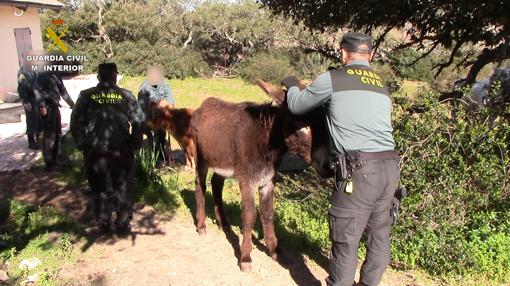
[190,80,332,271]
[148,100,195,168]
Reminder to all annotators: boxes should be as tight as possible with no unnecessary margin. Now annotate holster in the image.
[390,186,407,225]
[330,152,363,191]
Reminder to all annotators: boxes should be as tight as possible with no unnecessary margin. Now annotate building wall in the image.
[0,6,44,101]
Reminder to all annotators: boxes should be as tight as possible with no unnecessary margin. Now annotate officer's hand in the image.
[281,76,300,89]
[24,103,32,113]
[40,107,48,117]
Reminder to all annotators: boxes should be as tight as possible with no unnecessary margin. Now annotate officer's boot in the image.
[114,193,133,237]
[27,135,40,150]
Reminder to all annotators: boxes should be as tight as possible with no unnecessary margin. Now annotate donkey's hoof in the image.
[239,262,252,272]
[196,227,207,236]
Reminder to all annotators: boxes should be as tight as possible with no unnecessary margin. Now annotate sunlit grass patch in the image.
[119,76,267,109]
[0,200,82,285]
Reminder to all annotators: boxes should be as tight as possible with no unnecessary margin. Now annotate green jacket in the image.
[70,82,145,152]
[287,60,395,153]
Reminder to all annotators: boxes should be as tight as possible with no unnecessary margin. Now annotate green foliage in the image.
[237,51,298,84]
[189,0,289,67]
[388,48,435,82]
[274,171,331,252]
[260,0,510,83]
[237,48,335,84]
[391,90,510,282]
[372,61,403,93]
[283,48,335,79]
[132,144,180,212]
[41,0,300,77]
[0,200,80,285]
[112,41,211,79]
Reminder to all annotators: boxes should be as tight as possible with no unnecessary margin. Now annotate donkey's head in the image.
[256,80,333,178]
[147,100,175,131]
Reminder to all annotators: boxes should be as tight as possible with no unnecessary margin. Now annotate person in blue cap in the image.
[282,32,400,286]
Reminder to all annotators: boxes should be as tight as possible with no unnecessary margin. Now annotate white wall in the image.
[0,6,44,101]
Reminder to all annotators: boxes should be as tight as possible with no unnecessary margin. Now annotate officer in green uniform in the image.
[70,63,145,234]
[282,32,400,286]
[33,72,75,170]
[17,69,41,150]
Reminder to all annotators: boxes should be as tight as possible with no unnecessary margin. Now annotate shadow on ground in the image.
[180,188,327,286]
[0,134,181,255]
[0,133,41,172]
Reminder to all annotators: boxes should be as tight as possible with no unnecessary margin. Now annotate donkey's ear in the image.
[256,79,286,105]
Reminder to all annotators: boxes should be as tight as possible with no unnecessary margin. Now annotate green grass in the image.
[0,200,83,285]
[119,76,267,108]
[401,80,429,99]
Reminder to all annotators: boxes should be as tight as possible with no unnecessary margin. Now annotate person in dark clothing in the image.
[282,32,400,286]
[70,63,145,234]
[17,69,42,150]
[137,66,174,168]
[33,72,75,170]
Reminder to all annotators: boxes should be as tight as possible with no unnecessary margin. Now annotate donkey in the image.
[148,100,195,168]
[190,80,332,271]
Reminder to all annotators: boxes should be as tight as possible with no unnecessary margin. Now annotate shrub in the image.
[237,51,298,84]
[113,41,211,79]
[391,90,510,282]
[372,61,403,93]
[286,48,336,79]
[388,48,435,82]
[67,40,211,79]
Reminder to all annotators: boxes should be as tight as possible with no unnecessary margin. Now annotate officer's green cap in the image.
[98,63,118,74]
[340,32,373,53]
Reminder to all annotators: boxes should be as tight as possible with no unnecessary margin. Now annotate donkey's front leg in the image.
[194,159,208,235]
[238,180,257,272]
[259,177,278,260]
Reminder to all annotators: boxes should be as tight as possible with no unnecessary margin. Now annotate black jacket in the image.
[70,82,145,152]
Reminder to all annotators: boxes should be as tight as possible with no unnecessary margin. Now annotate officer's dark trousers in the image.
[84,149,134,228]
[326,158,399,286]
[146,128,170,164]
[24,102,42,138]
[41,103,61,168]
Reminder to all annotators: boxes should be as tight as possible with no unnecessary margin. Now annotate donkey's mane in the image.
[244,101,277,119]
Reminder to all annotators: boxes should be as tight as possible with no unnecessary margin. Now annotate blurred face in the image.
[147,67,163,85]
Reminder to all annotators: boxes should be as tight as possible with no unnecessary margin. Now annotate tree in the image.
[259,0,510,84]
[188,1,292,71]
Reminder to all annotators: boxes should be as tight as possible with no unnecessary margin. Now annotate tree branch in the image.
[434,41,462,78]
[465,39,510,84]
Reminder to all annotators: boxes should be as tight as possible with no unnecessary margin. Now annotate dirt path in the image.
[0,169,432,286]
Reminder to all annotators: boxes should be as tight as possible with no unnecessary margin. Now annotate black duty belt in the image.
[330,150,398,186]
[357,150,397,161]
